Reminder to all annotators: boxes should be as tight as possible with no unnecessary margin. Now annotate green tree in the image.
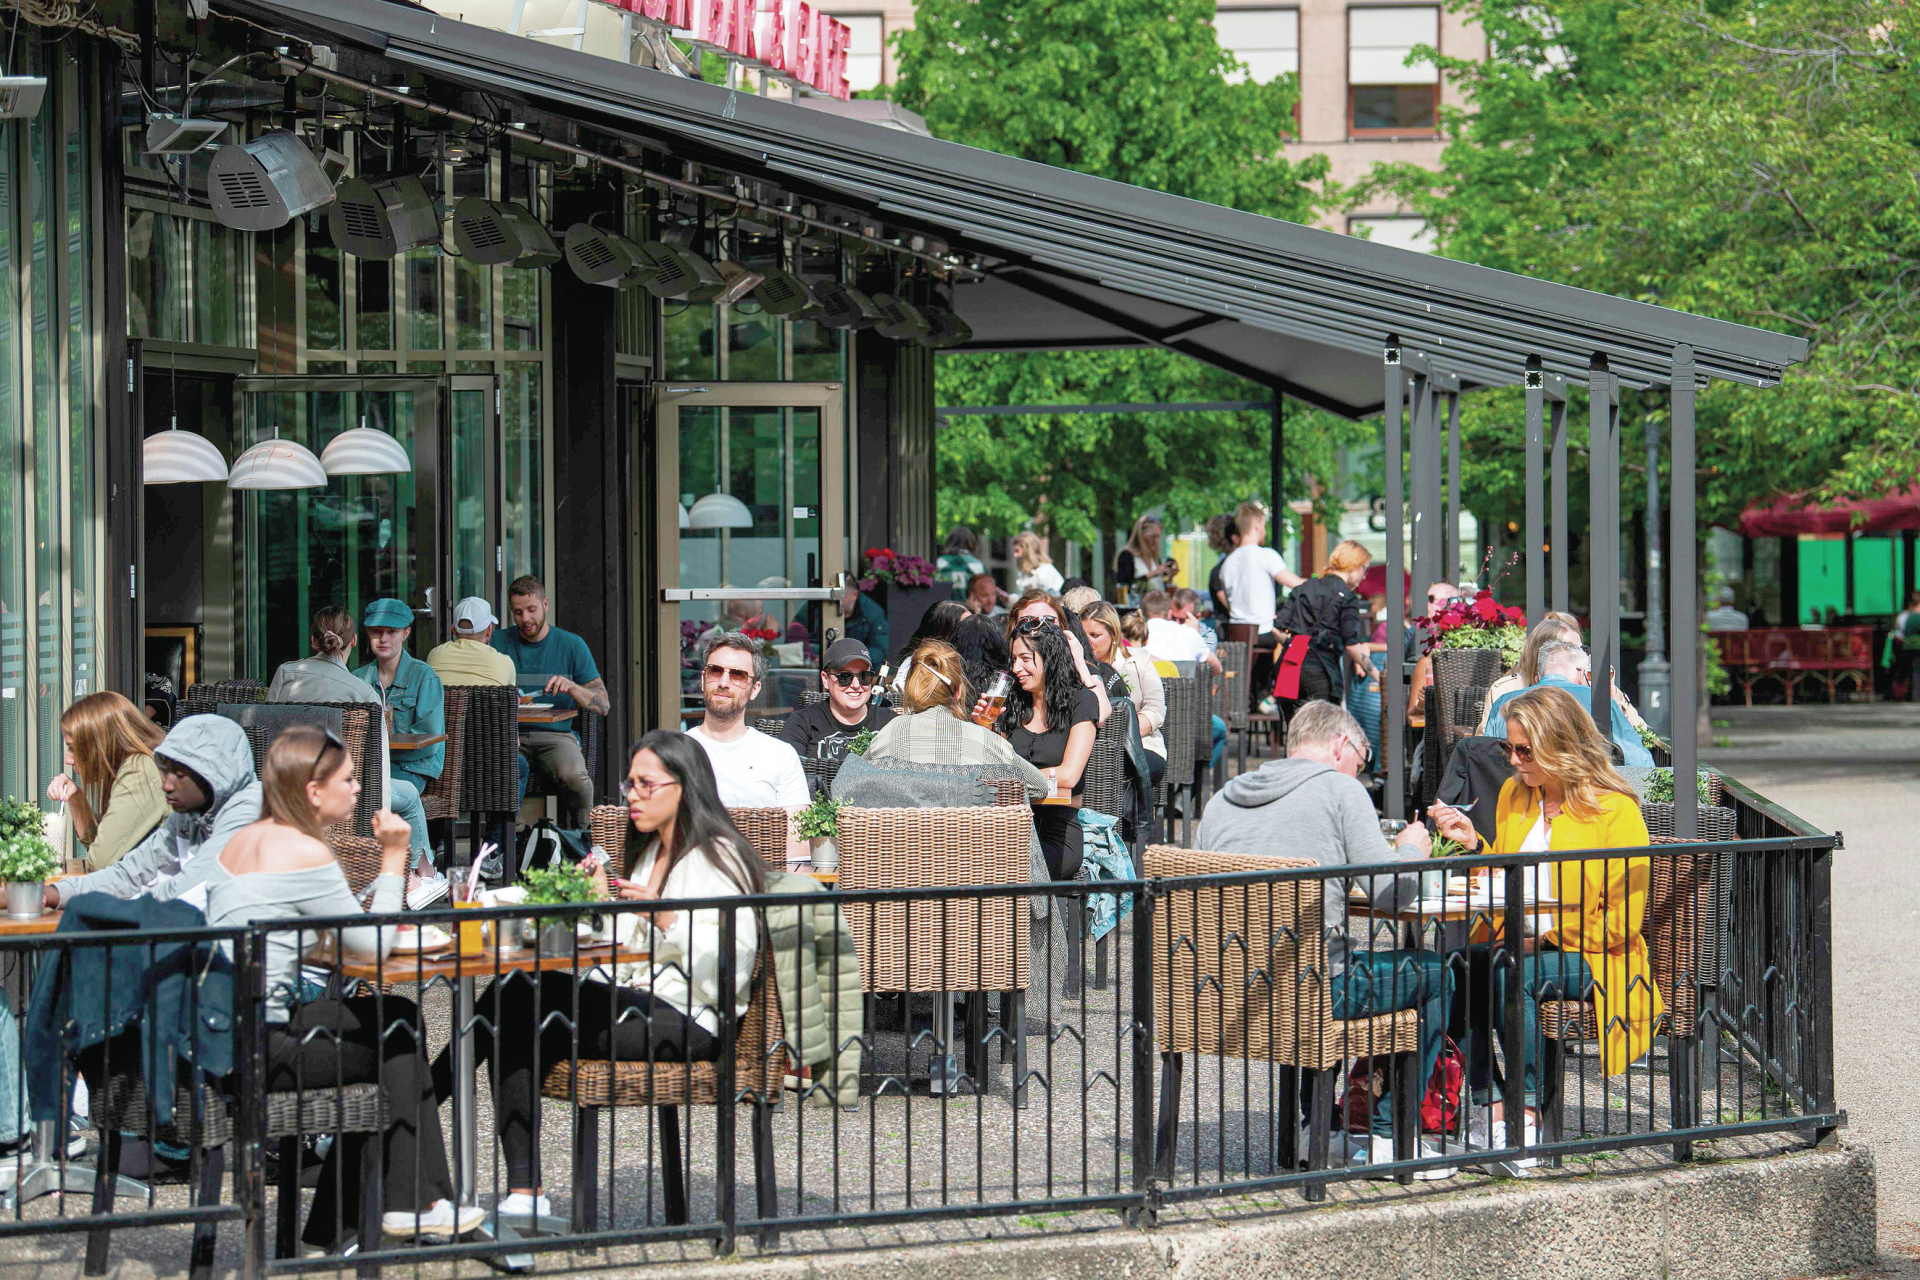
[890,0,1368,546]
[1354,0,1920,527]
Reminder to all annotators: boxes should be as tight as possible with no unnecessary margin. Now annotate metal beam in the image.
[936,400,1274,416]
[1671,344,1698,838]
[1525,361,1546,620]
[1408,371,1433,614]
[1590,357,1616,732]
[1550,398,1569,615]
[1271,396,1285,556]
[1383,337,1406,821]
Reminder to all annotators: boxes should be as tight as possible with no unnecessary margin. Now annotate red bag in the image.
[1339,1037,1464,1135]
[1271,634,1312,700]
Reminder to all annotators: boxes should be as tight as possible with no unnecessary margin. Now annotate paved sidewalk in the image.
[1706,702,1920,1277]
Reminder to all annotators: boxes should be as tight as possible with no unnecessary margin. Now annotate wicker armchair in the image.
[1535,805,1736,1163]
[541,948,785,1243]
[1080,711,1131,827]
[182,679,266,720]
[837,806,1033,1103]
[84,1073,389,1277]
[417,684,470,823]
[753,717,789,739]
[1157,677,1197,843]
[1431,648,1504,765]
[1213,640,1249,779]
[1145,845,1423,1198]
[590,805,792,872]
[221,702,377,840]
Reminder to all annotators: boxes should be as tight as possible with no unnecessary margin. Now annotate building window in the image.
[1347,215,1435,253]
[1348,5,1439,136]
[842,14,885,91]
[1214,7,1299,84]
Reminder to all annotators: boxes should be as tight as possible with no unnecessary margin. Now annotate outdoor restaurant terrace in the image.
[0,0,1852,1273]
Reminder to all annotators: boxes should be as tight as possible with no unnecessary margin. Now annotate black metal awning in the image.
[223,0,1805,417]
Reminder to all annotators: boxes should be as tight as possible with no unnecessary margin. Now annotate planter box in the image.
[878,583,950,659]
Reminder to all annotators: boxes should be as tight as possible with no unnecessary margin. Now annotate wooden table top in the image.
[390,732,448,750]
[519,707,578,725]
[0,909,60,937]
[333,939,646,982]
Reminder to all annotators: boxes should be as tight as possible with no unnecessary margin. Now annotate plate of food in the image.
[391,923,455,953]
[522,701,554,711]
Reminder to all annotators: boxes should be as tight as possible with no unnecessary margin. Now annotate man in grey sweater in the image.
[1194,701,1453,1163]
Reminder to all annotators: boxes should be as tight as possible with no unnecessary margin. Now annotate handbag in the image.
[1340,1036,1464,1135]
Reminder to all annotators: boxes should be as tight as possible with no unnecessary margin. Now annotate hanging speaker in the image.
[208,131,336,231]
[143,113,227,155]
[640,242,722,299]
[331,177,439,258]
[753,267,815,316]
[506,211,561,270]
[809,279,881,330]
[872,292,931,342]
[454,198,559,268]
[919,306,974,349]
[564,224,650,287]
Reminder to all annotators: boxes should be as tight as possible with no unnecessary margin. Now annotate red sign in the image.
[604,0,851,100]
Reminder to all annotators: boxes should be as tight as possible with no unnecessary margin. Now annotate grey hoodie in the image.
[55,715,262,908]
[1192,757,1418,973]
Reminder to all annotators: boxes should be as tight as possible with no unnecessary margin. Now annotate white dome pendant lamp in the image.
[321,377,411,476]
[143,426,230,484]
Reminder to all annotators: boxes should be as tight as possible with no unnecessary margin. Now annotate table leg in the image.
[0,1120,148,1213]
[453,976,564,1268]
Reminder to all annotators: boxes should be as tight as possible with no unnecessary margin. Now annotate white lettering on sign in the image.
[597,0,851,99]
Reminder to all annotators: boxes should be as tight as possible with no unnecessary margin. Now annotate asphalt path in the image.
[1706,702,1920,1277]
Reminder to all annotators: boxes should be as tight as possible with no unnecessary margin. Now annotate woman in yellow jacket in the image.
[1430,685,1662,1138]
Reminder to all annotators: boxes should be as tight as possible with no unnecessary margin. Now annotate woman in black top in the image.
[1273,540,1374,706]
[998,620,1098,880]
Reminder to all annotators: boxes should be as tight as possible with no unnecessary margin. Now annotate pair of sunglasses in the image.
[309,726,347,778]
[828,670,880,688]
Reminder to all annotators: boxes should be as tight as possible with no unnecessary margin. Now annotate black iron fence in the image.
[0,815,1840,1272]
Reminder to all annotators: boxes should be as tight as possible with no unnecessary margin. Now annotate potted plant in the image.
[860,545,943,643]
[0,797,60,921]
[519,863,600,957]
[796,794,845,871]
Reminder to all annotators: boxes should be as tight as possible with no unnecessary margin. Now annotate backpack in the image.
[1341,1036,1464,1135]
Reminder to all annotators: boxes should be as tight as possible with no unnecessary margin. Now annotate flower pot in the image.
[809,836,839,872]
[537,920,577,958]
[6,881,44,921]
[880,583,949,660]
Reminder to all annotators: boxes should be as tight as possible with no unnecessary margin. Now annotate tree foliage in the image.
[1354,0,1920,527]
[890,0,1364,544]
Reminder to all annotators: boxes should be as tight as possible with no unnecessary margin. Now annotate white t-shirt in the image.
[1519,812,1557,938]
[688,723,809,808]
[1221,545,1292,631]
[1144,616,1209,665]
[1014,562,1065,597]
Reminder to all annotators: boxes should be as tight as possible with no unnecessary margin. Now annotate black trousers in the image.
[268,995,454,1247]
[463,972,718,1188]
[1033,804,1084,881]
[1248,630,1282,710]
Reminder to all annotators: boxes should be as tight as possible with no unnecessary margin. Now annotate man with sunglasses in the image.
[780,638,896,767]
[687,631,810,815]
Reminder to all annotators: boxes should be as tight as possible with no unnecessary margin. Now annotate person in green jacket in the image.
[354,599,447,857]
[46,691,170,872]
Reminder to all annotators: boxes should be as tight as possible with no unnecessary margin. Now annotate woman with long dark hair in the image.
[949,614,1014,708]
[890,598,973,692]
[475,730,763,1222]
[1005,589,1115,722]
[998,620,1098,879]
[205,726,478,1245]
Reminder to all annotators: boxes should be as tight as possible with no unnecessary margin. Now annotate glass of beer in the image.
[974,672,1012,728]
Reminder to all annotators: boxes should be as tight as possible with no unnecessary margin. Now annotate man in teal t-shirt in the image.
[491,575,607,828]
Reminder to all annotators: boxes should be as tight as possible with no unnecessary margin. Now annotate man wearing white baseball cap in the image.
[427,597,517,687]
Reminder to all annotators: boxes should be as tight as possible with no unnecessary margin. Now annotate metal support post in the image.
[1423,378,1445,591]
[1270,397,1284,544]
[1524,361,1546,620]
[1550,399,1569,615]
[1383,339,1406,821]
[1589,357,1617,729]
[1445,390,1462,584]
[1670,344,1698,838]
[1408,371,1433,611]
[1642,397,1672,738]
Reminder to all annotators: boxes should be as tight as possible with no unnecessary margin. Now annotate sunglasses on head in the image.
[829,669,880,688]
[309,727,347,779]
[1013,617,1059,636]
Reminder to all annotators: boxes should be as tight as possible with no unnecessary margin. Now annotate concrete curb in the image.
[652,1143,1876,1280]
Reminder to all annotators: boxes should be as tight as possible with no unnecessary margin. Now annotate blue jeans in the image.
[1482,949,1595,1104]
[1209,715,1227,770]
[1328,950,1454,1135]
[388,770,431,861]
[515,754,530,807]
[0,992,24,1145]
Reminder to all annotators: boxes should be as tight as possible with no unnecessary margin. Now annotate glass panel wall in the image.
[0,39,101,805]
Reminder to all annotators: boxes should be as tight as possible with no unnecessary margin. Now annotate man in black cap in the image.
[781,637,897,764]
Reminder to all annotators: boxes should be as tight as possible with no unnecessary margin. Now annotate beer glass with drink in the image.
[974,672,1012,728]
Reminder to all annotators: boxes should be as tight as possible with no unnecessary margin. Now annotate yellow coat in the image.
[1488,779,1663,1078]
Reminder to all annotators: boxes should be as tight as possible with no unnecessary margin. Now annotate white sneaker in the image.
[1257,697,1278,716]
[382,1200,487,1238]
[492,1191,553,1221]
[1466,1111,1539,1170]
